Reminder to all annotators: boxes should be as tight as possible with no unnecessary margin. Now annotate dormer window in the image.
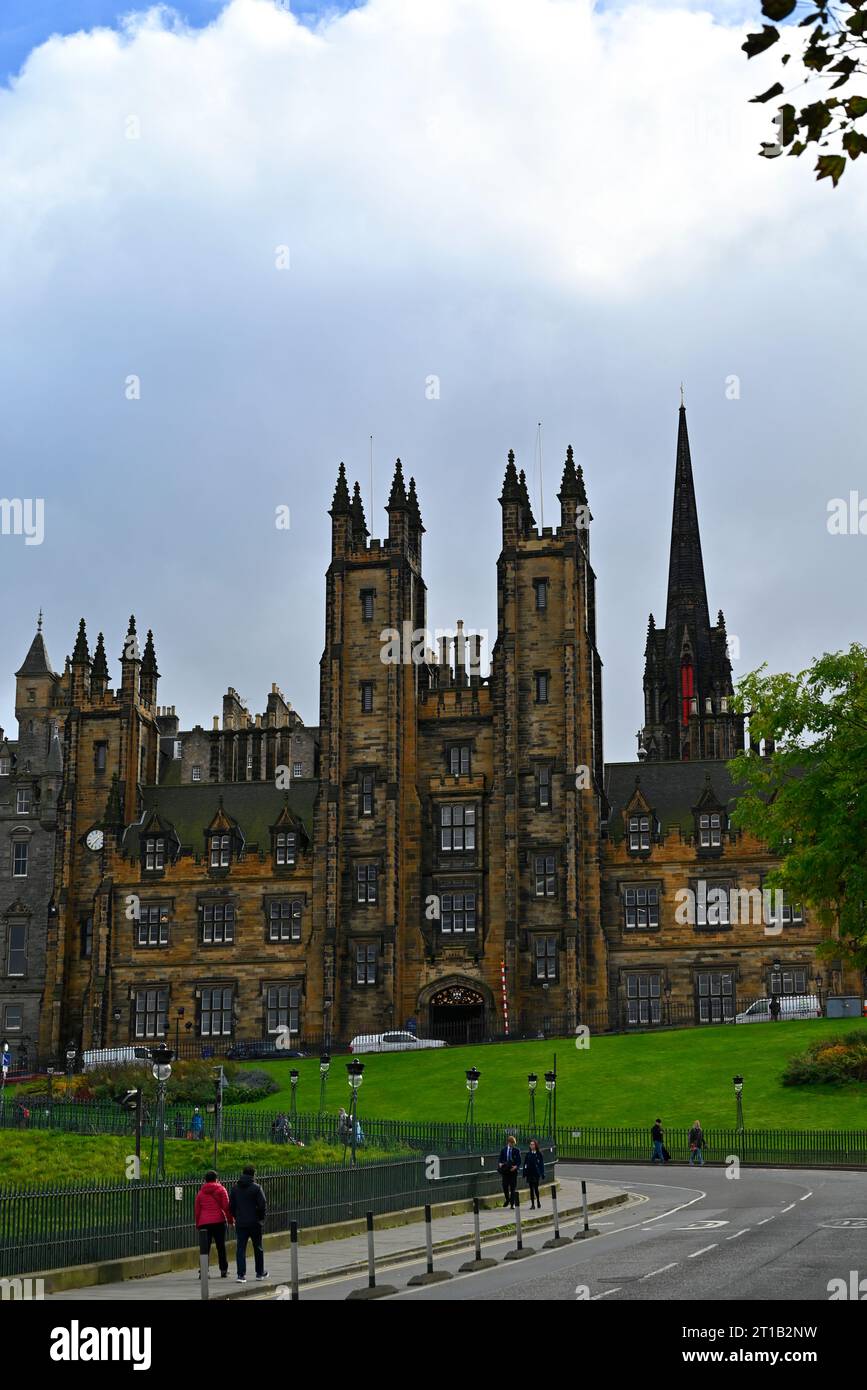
[699,813,722,848]
[275,831,296,866]
[144,837,165,872]
[210,834,231,868]
[628,815,650,852]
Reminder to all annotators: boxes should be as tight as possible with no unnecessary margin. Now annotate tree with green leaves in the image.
[744,0,867,184]
[730,644,867,968]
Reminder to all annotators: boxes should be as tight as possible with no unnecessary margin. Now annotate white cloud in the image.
[0,0,863,755]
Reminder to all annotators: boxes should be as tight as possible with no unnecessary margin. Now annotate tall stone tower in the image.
[314,460,425,1041]
[491,446,607,1022]
[640,405,744,762]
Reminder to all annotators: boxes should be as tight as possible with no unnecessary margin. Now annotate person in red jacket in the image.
[194,1170,233,1278]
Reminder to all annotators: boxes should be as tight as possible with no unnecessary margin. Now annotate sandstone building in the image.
[0,406,859,1060]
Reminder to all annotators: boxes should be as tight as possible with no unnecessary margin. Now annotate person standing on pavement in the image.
[688,1120,704,1166]
[651,1118,665,1163]
[230,1165,268,1283]
[191,1107,204,1140]
[498,1135,521,1208]
[194,1170,233,1279]
[523,1139,545,1209]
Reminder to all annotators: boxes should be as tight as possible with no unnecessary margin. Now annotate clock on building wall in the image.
[85,828,104,852]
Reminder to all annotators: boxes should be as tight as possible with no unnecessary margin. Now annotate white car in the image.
[349,1031,447,1054]
[735,994,821,1024]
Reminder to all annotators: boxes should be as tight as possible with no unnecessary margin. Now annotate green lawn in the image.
[243,1018,867,1131]
[0,1130,395,1189]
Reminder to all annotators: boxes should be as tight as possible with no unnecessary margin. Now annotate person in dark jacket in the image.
[651,1118,665,1163]
[770,994,782,1022]
[523,1139,545,1209]
[194,1170,233,1278]
[688,1120,704,1167]
[497,1136,521,1208]
[230,1166,268,1282]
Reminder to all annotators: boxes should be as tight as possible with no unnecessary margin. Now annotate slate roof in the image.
[604,759,744,835]
[121,780,317,857]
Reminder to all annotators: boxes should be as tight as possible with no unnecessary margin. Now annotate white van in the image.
[735,994,821,1025]
[81,1046,148,1070]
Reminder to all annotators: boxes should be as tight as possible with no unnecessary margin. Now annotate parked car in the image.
[349,1031,447,1054]
[735,994,821,1024]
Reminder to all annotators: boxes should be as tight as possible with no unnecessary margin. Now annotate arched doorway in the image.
[428,984,487,1045]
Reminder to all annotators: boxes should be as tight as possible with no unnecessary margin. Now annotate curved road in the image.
[293,1163,866,1302]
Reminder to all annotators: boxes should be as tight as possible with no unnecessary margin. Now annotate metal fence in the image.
[0,1148,544,1279]
[1,1097,865,1170]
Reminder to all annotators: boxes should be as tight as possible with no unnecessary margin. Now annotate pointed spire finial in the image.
[37,609,43,633]
[680,382,685,408]
[330,461,351,516]
[72,618,90,665]
[387,457,407,509]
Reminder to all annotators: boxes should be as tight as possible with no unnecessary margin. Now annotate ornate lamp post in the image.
[65,1043,77,1102]
[319,1053,331,1114]
[543,1070,557,1139]
[345,1059,365,1167]
[113,1007,122,1044]
[289,1068,299,1122]
[150,1043,174,1179]
[465,1066,480,1147]
[527,1073,538,1131]
[46,1065,55,1123]
[733,1074,745,1134]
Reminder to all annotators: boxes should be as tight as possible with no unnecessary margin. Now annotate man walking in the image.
[688,1119,704,1167]
[230,1165,268,1283]
[498,1135,521,1208]
[651,1118,665,1163]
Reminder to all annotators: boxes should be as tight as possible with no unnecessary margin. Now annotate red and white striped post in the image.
[500,958,509,1036]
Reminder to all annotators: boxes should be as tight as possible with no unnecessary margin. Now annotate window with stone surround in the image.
[360,682,374,713]
[440,804,475,852]
[266,983,301,1033]
[625,972,661,1024]
[134,987,167,1038]
[534,854,556,897]
[627,815,651,851]
[201,901,235,944]
[534,671,550,704]
[536,764,552,810]
[356,864,378,904]
[698,812,724,848]
[6,923,27,977]
[137,904,169,947]
[268,899,302,942]
[355,943,377,984]
[209,833,231,869]
[274,831,296,866]
[199,986,232,1037]
[359,773,374,818]
[16,788,30,815]
[696,971,735,1023]
[12,839,28,878]
[623,885,660,929]
[534,935,558,980]
[144,836,165,872]
[533,578,549,612]
[447,744,470,777]
[440,889,476,934]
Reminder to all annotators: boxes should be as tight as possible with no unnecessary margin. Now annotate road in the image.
[286,1162,866,1302]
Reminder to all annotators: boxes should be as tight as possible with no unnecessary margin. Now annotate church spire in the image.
[387,457,407,510]
[329,461,351,516]
[665,402,710,636]
[350,480,369,541]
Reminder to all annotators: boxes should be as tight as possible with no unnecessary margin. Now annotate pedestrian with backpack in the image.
[230,1165,268,1283]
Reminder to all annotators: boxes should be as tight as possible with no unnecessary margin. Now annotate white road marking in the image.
[726,1229,750,1240]
[591,1287,621,1299]
[641,1262,678,1280]
[781,1203,796,1212]
[688,1244,718,1258]
[800,1192,812,1201]
[757,1217,775,1225]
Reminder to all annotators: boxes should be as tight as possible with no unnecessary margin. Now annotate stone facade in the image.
[2,407,860,1058]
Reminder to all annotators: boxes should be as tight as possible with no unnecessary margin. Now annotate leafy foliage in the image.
[782,1034,867,1084]
[744,0,867,183]
[13,1058,278,1107]
[730,644,867,966]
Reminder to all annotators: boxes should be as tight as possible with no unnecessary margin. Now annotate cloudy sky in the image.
[0,0,864,759]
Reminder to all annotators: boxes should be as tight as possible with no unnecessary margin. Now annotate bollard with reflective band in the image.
[346,1211,398,1299]
[407,1204,453,1285]
[543,1181,573,1248]
[290,1221,299,1301]
[459,1195,498,1272]
[574,1177,599,1240]
[504,1191,535,1260]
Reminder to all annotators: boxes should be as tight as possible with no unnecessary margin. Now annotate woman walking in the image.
[688,1119,704,1167]
[523,1139,546,1209]
[194,1169,233,1278]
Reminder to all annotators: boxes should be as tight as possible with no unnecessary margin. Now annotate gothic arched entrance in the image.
[428,984,487,1044]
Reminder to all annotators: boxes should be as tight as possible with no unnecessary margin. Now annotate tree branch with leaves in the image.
[745,0,867,184]
[729,644,867,969]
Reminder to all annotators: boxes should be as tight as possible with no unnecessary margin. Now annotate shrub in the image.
[10,1059,279,1107]
[782,1035,867,1087]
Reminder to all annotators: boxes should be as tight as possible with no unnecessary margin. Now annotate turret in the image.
[140,629,159,706]
[329,461,352,557]
[119,615,141,701]
[71,618,91,704]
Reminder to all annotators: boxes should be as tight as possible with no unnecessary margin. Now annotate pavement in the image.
[47,1175,627,1301]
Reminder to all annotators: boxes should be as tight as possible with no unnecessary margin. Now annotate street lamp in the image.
[527,1073,538,1131]
[733,1074,745,1134]
[543,1070,557,1138]
[465,1066,480,1144]
[47,1066,55,1122]
[345,1059,365,1167]
[113,1007,122,1043]
[289,1068,299,1122]
[319,1052,331,1114]
[65,1043,77,1102]
[150,1043,174,1179]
